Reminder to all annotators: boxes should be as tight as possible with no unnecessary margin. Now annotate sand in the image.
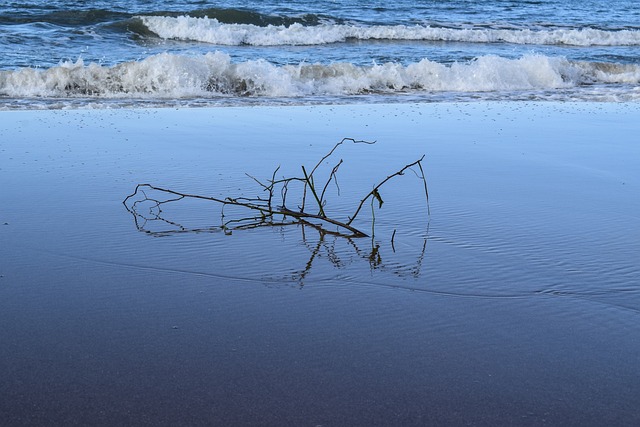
[1,102,639,425]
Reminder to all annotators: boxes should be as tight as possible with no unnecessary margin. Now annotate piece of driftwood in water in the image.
[123,138,428,238]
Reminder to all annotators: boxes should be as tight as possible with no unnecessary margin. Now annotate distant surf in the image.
[2,0,639,107]
[139,16,640,47]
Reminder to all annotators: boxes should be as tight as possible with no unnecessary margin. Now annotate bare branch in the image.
[123,139,427,241]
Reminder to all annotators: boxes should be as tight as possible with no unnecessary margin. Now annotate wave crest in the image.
[1,52,638,99]
[140,15,640,46]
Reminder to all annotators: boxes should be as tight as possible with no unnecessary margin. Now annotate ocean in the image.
[1,0,639,108]
[3,2,640,425]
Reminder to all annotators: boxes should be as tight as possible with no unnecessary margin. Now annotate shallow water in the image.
[1,103,639,425]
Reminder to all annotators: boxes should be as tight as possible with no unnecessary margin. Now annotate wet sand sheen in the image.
[1,102,639,425]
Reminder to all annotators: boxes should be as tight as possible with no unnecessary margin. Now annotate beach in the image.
[1,102,639,425]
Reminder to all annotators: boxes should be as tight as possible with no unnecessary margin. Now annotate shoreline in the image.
[2,96,640,111]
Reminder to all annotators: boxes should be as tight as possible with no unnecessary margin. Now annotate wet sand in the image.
[1,102,639,425]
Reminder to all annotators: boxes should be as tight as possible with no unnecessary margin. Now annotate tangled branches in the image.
[123,138,428,239]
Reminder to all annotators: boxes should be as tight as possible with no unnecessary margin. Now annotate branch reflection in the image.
[123,185,429,285]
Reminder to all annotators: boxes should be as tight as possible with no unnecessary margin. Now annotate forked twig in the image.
[347,155,427,226]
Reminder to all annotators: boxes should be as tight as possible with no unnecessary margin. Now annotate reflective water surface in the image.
[1,103,639,425]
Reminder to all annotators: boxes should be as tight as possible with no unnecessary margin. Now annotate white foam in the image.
[1,52,639,100]
[140,15,640,46]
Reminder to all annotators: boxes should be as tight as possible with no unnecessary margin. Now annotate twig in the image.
[347,155,427,226]
[301,165,325,217]
[320,159,343,203]
[123,138,427,241]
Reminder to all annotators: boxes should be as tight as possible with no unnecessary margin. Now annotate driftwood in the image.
[123,138,428,239]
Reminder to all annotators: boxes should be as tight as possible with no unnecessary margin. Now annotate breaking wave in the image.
[1,52,639,100]
[140,15,640,46]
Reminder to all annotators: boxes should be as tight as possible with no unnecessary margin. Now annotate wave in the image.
[139,16,640,46]
[169,7,329,27]
[0,7,327,28]
[0,8,131,26]
[1,52,638,99]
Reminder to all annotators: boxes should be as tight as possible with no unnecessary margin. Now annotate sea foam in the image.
[140,15,640,46]
[1,52,639,100]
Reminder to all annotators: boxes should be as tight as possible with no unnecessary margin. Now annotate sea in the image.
[2,3,640,424]
[0,0,639,108]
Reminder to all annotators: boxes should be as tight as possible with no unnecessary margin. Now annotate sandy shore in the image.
[1,102,639,425]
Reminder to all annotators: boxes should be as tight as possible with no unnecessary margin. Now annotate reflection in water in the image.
[123,184,429,285]
[288,224,428,285]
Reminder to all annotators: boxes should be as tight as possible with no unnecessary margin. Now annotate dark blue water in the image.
[1,0,639,107]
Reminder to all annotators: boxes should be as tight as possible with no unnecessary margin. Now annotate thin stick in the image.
[417,160,430,216]
[319,159,343,204]
[301,165,325,217]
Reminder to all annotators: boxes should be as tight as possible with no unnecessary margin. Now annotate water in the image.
[1,0,639,108]
[2,104,640,424]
